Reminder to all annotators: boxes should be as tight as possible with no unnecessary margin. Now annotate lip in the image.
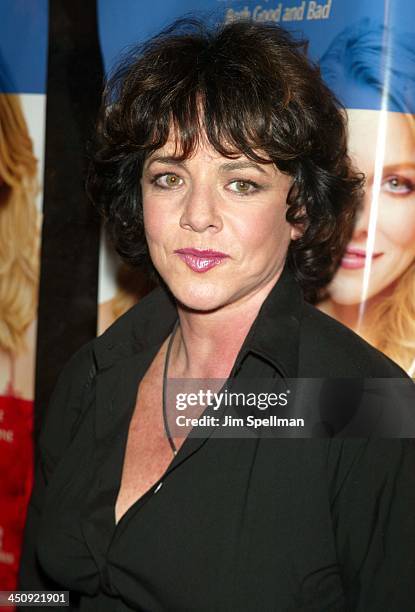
[174,248,230,273]
[175,248,229,257]
[340,246,383,270]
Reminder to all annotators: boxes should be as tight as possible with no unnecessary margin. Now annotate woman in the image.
[19,18,415,611]
[0,91,39,399]
[0,91,40,591]
[317,19,415,376]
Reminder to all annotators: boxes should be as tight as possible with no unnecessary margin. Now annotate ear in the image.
[290,224,304,241]
[289,200,307,241]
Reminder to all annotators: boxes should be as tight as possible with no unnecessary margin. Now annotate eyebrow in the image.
[146,156,270,175]
[220,160,269,175]
[382,162,415,172]
[146,156,186,169]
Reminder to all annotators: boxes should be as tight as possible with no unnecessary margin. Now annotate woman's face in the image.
[141,134,297,312]
[328,109,415,306]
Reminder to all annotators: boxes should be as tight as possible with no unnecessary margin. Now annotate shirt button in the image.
[154,482,163,494]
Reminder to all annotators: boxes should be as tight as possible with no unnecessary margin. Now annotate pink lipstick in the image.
[341,246,383,270]
[174,248,229,273]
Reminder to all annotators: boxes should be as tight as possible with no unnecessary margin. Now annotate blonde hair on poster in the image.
[0,93,40,354]
[370,261,415,375]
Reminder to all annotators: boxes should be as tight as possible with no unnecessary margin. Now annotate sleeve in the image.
[329,438,415,611]
[18,342,96,590]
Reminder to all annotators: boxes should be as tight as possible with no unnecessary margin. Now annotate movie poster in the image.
[0,0,48,591]
[96,0,415,377]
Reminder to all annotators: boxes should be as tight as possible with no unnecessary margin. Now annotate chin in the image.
[167,278,229,312]
[329,292,363,307]
[329,278,386,307]
[328,277,364,306]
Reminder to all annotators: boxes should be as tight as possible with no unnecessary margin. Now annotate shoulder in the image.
[41,288,160,424]
[46,340,97,409]
[38,285,171,465]
[298,302,409,378]
[39,340,97,470]
[93,284,175,358]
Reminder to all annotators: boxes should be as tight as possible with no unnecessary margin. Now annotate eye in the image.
[227,179,260,195]
[383,175,414,195]
[151,173,183,189]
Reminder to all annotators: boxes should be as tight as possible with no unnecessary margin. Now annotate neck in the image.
[169,269,284,379]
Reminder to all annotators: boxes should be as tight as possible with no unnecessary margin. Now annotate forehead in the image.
[145,128,275,170]
[347,109,415,169]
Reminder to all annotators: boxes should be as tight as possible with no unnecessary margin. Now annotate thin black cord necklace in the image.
[162,320,180,456]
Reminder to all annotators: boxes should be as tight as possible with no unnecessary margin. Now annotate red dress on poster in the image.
[0,359,34,593]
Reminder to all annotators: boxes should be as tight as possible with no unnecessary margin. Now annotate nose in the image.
[179,184,223,234]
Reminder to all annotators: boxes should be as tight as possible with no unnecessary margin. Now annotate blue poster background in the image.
[0,0,48,93]
[97,0,415,113]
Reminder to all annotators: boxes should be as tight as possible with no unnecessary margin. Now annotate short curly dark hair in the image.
[87,17,364,302]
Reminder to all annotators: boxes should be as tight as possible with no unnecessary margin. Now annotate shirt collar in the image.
[93,260,303,378]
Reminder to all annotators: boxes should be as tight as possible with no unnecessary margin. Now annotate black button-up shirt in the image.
[19,263,415,611]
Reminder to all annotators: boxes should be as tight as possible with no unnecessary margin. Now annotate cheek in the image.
[234,203,289,253]
[378,200,415,254]
[143,198,170,243]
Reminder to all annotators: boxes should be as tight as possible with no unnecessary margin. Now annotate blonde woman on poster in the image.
[318,19,415,376]
[0,91,40,590]
[0,92,39,397]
